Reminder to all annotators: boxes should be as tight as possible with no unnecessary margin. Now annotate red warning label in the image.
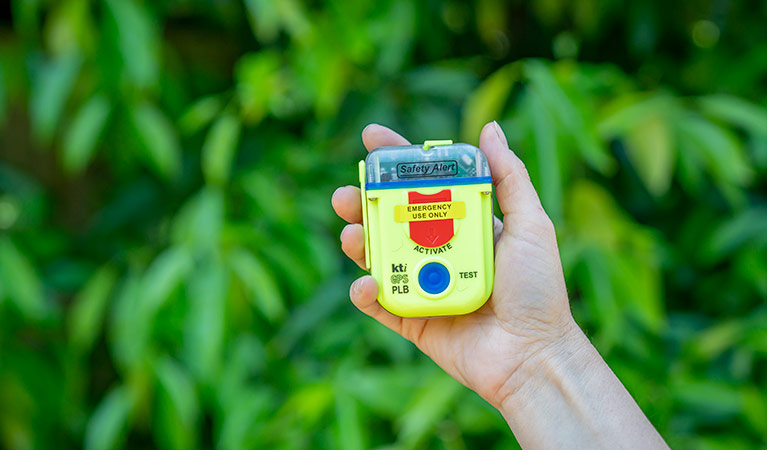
[407,190,454,248]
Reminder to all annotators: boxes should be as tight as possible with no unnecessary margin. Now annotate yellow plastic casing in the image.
[358,153,494,317]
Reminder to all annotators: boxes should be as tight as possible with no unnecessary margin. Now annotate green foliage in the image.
[0,0,765,449]
[62,94,111,174]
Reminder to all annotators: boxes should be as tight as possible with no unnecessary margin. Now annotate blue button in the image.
[418,262,451,295]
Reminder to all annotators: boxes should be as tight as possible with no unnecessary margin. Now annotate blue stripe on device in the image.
[365,176,493,190]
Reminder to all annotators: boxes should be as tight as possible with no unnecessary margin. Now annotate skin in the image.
[331,122,669,449]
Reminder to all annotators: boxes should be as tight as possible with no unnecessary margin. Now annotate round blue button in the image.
[418,262,451,295]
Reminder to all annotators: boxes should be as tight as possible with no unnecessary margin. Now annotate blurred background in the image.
[0,0,765,449]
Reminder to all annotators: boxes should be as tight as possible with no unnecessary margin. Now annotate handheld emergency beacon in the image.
[359,140,494,317]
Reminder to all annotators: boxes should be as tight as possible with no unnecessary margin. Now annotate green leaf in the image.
[68,264,118,353]
[598,93,679,138]
[85,385,133,450]
[742,386,767,437]
[183,260,227,383]
[154,357,199,450]
[0,62,7,124]
[526,89,563,223]
[608,246,664,332]
[737,247,767,298]
[676,134,706,194]
[171,187,224,251]
[375,1,415,76]
[279,383,334,425]
[11,0,41,38]
[216,388,272,450]
[699,95,767,137]
[178,95,222,135]
[624,115,674,196]
[0,237,48,320]
[461,62,519,142]
[111,249,190,368]
[700,207,767,264]
[202,113,241,186]
[29,53,81,145]
[139,247,192,316]
[109,273,143,367]
[344,366,426,417]
[235,51,282,124]
[676,115,754,188]
[397,371,463,449]
[477,0,509,47]
[453,393,504,433]
[752,133,767,169]
[272,277,348,352]
[245,0,310,42]
[688,320,744,361]
[43,0,97,56]
[62,94,111,174]
[104,0,159,89]
[567,180,625,246]
[744,326,767,355]
[244,0,281,43]
[579,247,622,348]
[240,172,294,222]
[567,180,664,333]
[403,66,478,100]
[334,390,366,450]
[229,248,285,322]
[131,102,182,179]
[672,379,742,417]
[217,335,267,409]
[525,60,613,173]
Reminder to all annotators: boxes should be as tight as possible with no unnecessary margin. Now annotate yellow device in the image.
[359,140,494,317]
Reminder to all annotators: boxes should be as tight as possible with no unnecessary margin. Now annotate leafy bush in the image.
[0,1,765,449]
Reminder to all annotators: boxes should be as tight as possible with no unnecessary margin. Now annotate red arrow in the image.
[426,227,440,245]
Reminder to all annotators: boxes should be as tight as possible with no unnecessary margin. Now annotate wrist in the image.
[496,318,597,415]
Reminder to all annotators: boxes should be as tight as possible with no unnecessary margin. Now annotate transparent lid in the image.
[365,143,491,183]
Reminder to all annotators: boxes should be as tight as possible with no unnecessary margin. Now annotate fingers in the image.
[479,122,547,223]
[340,223,366,269]
[350,275,404,334]
[493,216,504,245]
[333,125,409,272]
[332,186,363,224]
[333,124,410,225]
[362,124,410,151]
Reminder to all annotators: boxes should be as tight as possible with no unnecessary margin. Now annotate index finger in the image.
[332,125,410,224]
[362,124,410,151]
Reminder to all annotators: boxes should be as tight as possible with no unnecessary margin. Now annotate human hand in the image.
[331,121,580,409]
[332,122,669,449]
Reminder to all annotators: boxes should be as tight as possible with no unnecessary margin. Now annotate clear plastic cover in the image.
[365,143,491,183]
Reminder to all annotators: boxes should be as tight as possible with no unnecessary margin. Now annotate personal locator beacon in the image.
[359,140,494,317]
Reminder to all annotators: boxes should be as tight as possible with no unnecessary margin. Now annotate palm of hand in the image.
[332,122,572,408]
[396,218,570,407]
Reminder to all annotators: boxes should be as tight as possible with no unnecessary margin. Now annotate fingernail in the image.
[362,123,379,133]
[492,121,508,147]
[340,224,350,241]
[351,278,362,297]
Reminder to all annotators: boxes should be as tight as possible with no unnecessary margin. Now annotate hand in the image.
[332,122,669,449]
[331,121,579,409]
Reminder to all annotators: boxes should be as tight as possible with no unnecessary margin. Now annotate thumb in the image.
[478,121,550,227]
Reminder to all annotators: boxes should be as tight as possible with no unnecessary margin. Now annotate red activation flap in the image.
[408,189,453,247]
